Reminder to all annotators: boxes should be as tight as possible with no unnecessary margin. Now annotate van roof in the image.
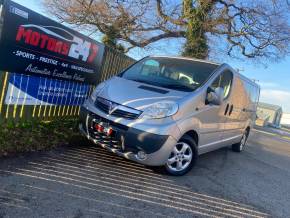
[149,56,220,66]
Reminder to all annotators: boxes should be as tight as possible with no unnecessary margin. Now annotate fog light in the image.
[137,151,147,160]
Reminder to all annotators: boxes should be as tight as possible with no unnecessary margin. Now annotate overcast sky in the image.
[13,0,290,112]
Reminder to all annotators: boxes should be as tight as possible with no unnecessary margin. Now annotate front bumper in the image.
[79,107,177,166]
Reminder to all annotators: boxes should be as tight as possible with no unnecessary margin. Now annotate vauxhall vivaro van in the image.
[79,56,260,176]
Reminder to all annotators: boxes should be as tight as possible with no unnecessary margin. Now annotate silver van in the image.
[79,56,260,176]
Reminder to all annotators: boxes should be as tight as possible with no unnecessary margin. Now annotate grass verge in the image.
[0,118,85,157]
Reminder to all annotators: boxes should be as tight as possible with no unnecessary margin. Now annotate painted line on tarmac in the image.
[282,128,290,133]
[253,129,277,136]
[282,136,290,141]
[254,129,290,142]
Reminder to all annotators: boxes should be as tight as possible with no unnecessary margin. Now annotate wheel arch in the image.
[183,130,199,146]
[245,126,251,135]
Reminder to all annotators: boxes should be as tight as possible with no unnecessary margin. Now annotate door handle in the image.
[224,103,229,115]
[229,105,234,116]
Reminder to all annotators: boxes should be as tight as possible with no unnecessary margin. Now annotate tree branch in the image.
[124,31,186,48]
[156,0,187,26]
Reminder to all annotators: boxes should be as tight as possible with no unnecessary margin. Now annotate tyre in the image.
[232,130,249,152]
[164,135,198,176]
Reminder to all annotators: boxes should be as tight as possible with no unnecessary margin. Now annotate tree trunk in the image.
[182,0,213,59]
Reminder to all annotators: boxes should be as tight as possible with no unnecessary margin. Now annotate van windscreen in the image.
[119,57,219,92]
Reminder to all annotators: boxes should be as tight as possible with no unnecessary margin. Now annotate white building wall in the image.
[281,113,290,126]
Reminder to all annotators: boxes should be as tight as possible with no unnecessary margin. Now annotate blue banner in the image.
[5,73,90,106]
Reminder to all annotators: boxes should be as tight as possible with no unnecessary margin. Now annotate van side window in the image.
[210,71,233,99]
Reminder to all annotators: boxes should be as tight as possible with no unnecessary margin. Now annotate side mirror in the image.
[207,87,224,105]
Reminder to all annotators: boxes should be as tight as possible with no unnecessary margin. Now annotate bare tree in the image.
[43,0,290,61]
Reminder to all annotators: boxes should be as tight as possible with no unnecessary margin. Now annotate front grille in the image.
[89,128,123,150]
[95,97,141,120]
[95,99,110,113]
[111,109,140,120]
[88,113,127,151]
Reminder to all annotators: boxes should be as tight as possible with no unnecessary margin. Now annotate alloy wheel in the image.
[166,142,193,172]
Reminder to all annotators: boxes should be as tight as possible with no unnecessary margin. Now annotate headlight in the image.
[140,101,178,119]
[89,82,106,102]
